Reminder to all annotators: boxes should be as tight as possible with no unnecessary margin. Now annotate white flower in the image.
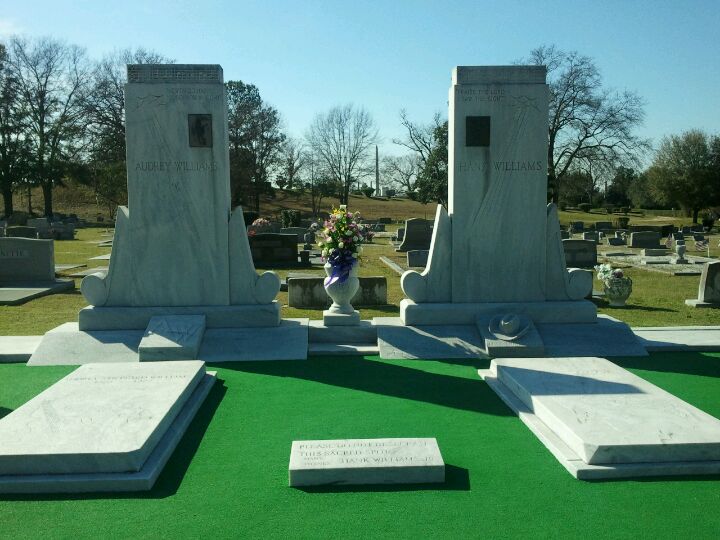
[322,248,328,257]
[339,204,347,211]
[338,241,344,248]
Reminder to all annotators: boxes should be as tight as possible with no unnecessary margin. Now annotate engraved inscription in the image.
[128,65,222,83]
[456,159,545,174]
[0,248,29,259]
[457,87,506,103]
[188,114,213,147]
[134,161,218,173]
[294,439,440,468]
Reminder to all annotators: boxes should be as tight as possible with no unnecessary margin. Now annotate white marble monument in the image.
[28,65,308,364]
[380,66,641,358]
[81,64,279,321]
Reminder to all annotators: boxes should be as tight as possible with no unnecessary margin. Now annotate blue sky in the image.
[2,0,718,160]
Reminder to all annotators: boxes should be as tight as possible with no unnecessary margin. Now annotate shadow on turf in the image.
[295,464,470,493]
[613,351,720,378]
[214,357,513,416]
[0,377,227,502]
[0,407,12,420]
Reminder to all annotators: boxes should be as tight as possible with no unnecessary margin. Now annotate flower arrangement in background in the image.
[318,205,372,284]
[594,263,632,307]
[248,217,272,237]
[594,263,624,281]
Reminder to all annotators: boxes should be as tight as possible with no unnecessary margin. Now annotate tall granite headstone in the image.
[399,66,593,326]
[80,65,280,324]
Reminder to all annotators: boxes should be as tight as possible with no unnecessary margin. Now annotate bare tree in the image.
[307,104,378,205]
[522,45,650,203]
[381,154,419,194]
[82,48,173,213]
[276,137,305,190]
[393,109,444,165]
[8,36,89,216]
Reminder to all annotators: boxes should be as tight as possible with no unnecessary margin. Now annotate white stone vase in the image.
[603,277,632,307]
[324,260,359,314]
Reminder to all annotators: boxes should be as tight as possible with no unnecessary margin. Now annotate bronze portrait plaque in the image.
[188,114,213,147]
[466,116,490,147]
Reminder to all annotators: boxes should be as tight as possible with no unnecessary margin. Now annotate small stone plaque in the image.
[466,116,490,147]
[188,114,213,147]
[289,437,445,486]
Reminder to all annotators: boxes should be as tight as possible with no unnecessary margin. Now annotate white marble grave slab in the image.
[0,361,206,475]
[480,357,720,477]
[0,366,215,493]
[375,317,487,360]
[289,438,445,486]
[139,315,206,361]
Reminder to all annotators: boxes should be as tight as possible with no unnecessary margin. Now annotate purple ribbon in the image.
[324,249,356,286]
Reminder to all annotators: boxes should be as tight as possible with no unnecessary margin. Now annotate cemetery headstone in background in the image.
[630,231,661,249]
[685,261,720,308]
[5,226,38,239]
[562,239,598,268]
[249,233,301,267]
[0,238,74,304]
[396,218,432,252]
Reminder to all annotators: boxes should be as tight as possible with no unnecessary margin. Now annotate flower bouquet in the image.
[318,205,372,285]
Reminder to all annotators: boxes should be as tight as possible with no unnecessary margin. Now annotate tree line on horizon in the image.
[0,38,718,222]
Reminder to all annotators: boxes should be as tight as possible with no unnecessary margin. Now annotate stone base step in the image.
[308,320,377,343]
[308,344,379,356]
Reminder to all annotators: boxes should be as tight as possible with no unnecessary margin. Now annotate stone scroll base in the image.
[78,302,281,330]
[377,315,647,360]
[0,361,216,493]
[28,317,309,365]
[479,357,720,480]
[400,299,597,326]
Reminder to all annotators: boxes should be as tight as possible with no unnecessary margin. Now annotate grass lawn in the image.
[1,225,718,335]
[1,352,720,539]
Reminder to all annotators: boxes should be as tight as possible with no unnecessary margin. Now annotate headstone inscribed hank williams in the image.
[399,66,594,323]
[449,67,549,302]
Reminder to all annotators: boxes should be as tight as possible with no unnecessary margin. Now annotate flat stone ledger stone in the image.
[0,361,206,476]
[477,316,544,357]
[289,438,445,487]
[485,357,720,467]
[139,315,206,361]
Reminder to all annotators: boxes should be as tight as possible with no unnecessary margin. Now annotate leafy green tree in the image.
[0,42,31,216]
[414,121,448,206]
[226,80,285,212]
[605,166,637,207]
[647,130,720,222]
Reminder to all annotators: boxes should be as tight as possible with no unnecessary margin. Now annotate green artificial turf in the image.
[1,353,720,539]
